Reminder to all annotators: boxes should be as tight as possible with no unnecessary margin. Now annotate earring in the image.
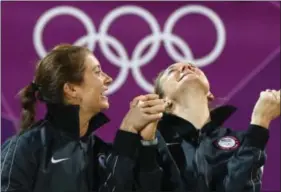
[164,99,173,113]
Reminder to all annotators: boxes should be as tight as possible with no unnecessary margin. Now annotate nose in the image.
[103,72,113,86]
[181,64,195,72]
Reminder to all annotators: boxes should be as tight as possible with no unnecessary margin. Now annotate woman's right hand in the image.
[120,94,166,134]
[251,89,280,128]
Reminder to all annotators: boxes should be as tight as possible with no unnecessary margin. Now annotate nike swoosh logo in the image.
[51,157,70,164]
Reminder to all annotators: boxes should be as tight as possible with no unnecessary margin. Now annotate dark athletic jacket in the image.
[1,104,162,192]
[155,105,268,192]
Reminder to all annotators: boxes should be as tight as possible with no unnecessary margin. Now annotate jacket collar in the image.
[45,104,110,139]
[158,105,237,140]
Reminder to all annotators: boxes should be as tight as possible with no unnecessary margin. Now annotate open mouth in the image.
[178,72,195,81]
[101,88,108,98]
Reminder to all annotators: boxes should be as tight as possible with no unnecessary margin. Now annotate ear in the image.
[163,97,174,113]
[207,92,215,102]
[63,83,78,100]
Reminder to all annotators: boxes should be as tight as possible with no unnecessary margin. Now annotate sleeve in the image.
[136,139,163,192]
[1,136,38,192]
[221,125,269,192]
[97,130,163,192]
[97,130,141,192]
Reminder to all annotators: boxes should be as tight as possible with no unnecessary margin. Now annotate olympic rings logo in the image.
[33,5,226,94]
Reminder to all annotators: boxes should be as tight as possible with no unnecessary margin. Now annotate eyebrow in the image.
[166,65,175,73]
[93,65,101,70]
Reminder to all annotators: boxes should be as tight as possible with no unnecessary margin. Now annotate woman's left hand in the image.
[138,99,170,140]
[140,121,158,140]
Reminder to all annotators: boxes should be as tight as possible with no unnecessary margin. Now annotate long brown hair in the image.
[18,44,91,130]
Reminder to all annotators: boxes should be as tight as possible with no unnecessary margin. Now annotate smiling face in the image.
[64,54,113,113]
[155,62,210,100]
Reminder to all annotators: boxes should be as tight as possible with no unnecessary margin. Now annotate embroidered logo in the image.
[215,136,240,150]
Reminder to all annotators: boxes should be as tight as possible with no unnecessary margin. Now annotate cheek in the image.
[202,76,210,89]
[165,75,177,87]
[85,75,102,89]
[79,81,97,98]
[81,88,99,104]
[200,72,208,83]
[162,80,178,97]
[78,87,92,99]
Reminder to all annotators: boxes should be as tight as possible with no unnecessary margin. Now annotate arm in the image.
[221,125,269,192]
[97,131,163,192]
[97,130,141,192]
[222,89,280,192]
[1,136,38,192]
[136,139,163,192]
[96,94,166,192]
[135,121,163,192]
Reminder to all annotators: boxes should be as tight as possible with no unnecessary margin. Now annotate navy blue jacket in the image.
[155,105,268,192]
[1,104,162,192]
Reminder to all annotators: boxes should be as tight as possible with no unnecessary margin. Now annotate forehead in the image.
[84,54,100,68]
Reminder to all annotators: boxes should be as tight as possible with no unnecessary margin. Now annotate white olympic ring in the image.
[33,5,226,94]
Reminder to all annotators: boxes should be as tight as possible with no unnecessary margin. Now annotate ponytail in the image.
[18,84,37,131]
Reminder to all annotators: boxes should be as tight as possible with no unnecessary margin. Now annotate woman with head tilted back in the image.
[1,44,166,192]
[143,62,280,192]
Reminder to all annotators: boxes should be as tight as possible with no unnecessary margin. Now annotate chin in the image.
[100,102,110,111]
[179,77,209,92]
[180,76,200,86]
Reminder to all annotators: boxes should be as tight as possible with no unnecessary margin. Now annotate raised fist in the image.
[251,89,280,128]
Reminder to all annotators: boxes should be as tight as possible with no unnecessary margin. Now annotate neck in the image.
[79,110,96,137]
[171,90,210,129]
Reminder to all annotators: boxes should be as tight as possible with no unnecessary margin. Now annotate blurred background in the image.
[1,1,280,191]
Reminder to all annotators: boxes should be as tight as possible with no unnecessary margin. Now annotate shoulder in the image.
[216,126,246,137]
[1,120,48,155]
[1,121,50,174]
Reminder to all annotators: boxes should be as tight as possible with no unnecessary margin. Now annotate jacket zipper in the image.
[197,130,202,145]
[195,129,210,190]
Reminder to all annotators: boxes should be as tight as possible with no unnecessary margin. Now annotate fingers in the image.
[138,99,164,108]
[130,94,167,125]
[141,104,166,114]
[260,89,281,103]
[138,98,166,121]
[261,89,278,95]
[272,89,280,96]
[138,98,172,108]
[130,95,146,108]
[277,90,281,100]
[144,113,163,121]
[131,94,159,108]
[142,94,159,101]
[263,89,280,93]
[272,90,281,102]
[138,98,170,116]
